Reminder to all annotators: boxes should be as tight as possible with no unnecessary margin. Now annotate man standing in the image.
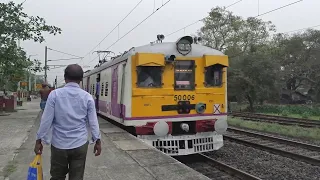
[39,83,50,111]
[34,64,101,180]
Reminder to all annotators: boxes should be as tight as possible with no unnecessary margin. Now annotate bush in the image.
[301,111,312,118]
[281,110,289,117]
[255,104,320,116]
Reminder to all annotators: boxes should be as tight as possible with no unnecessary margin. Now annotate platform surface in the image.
[0,100,40,180]
[4,104,210,180]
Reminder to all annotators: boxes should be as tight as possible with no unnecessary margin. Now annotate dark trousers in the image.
[50,142,89,180]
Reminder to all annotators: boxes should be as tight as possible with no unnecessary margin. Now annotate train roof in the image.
[83,42,225,77]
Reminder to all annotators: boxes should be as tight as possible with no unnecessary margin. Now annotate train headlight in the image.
[154,121,169,137]
[180,123,189,132]
[214,119,228,134]
[176,36,193,55]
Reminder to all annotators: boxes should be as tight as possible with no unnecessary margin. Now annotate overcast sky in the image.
[7,0,320,86]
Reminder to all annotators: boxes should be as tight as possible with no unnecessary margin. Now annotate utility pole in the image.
[34,75,37,92]
[28,72,31,92]
[44,46,48,83]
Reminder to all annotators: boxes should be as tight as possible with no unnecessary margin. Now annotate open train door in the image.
[86,76,90,93]
[118,62,126,123]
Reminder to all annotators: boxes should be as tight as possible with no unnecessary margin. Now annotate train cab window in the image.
[174,60,195,90]
[205,64,223,87]
[136,66,162,88]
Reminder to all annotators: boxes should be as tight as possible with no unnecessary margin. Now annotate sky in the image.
[6,0,320,86]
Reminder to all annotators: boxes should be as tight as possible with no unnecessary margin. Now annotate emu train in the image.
[81,35,229,156]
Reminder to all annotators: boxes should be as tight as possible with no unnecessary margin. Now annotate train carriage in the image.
[82,36,229,156]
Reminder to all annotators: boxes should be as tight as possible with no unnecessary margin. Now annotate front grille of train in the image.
[151,136,215,155]
[152,140,179,155]
[193,137,215,152]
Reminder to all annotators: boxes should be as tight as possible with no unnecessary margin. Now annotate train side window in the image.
[105,82,108,96]
[205,64,223,87]
[136,66,162,88]
[101,82,104,96]
[174,60,195,90]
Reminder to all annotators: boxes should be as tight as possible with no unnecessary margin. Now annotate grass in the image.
[227,117,320,141]
[264,112,320,121]
[1,160,17,177]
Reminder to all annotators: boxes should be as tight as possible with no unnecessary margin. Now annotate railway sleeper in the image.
[224,136,320,166]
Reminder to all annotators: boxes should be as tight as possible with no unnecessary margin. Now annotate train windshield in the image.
[137,66,162,87]
[205,64,223,87]
[174,60,195,90]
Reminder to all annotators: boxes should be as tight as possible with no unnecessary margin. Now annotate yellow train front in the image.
[83,35,229,156]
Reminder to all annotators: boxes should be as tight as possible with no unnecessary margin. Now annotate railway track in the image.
[176,153,261,180]
[226,127,320,166]
[231,113,320,128]
[98,114,261,179]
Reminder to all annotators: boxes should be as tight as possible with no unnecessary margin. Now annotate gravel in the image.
[186,162,238,180]
[230,126,320,146]
[205,141,320,180]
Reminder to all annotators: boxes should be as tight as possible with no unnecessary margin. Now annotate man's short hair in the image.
[64,64,84,81]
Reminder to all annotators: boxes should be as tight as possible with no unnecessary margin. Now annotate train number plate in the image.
[174,95,195,101]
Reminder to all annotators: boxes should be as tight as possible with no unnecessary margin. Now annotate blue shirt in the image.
[36,82,101,149]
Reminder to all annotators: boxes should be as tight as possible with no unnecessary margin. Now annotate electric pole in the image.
[44,46,48,83]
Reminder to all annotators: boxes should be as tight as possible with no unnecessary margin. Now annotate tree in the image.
[0,1,62,91]
[198,7,275,57]
[198,7,278,110]
[273,29,320,102]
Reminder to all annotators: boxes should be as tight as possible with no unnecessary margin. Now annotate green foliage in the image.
[281,110,289,117]
[198,7,279,110]
[0,2,61,43]
[0,1,61,91]
[301,111,312,118]
[255,104,320,116]
[198,6,320,108]
[228,117,320,140]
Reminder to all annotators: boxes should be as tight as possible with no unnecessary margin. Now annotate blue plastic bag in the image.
[27,155,43,180]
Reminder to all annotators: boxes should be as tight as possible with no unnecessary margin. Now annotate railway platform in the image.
[7,110,210,179]
[0,99,40,180]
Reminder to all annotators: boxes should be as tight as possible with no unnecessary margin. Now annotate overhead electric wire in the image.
[104,0,172,51]
[165,0,303,38]
[254,0,303,18]
[165,0,243,38]
[48,57,83,61]
[282,24,320,34]
[79,0,144,64]
[47,47,83,58]
[86,0,172,65]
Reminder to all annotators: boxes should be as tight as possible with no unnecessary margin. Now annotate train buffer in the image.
[8,116,210,180]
